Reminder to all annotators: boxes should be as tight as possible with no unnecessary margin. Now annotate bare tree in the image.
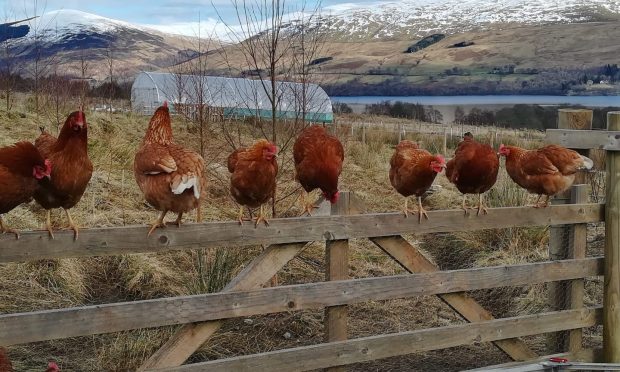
[24,0,56,113]
[285,0,330,146]
[104,39,115,115]
[78,48,90,108]
[0,7,27,112]
[222,0,295,145]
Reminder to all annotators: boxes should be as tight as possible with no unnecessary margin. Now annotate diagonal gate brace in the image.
[139,242,309,370]
[370,235,537,361]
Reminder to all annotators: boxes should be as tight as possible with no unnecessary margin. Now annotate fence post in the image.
[548,109,592,353]
[443,126,448,156]
[361,124,366,145]
[325,192,353,372]
[604,111,620,362]
[568,184,588,354]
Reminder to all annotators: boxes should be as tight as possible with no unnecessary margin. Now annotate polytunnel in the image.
[131,71,334,123]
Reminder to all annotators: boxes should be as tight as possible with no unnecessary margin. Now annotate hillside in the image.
[1,10,201,81]
[180,20,620,96]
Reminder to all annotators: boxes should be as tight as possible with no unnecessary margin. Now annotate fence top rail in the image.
[546,129,620,151]
[0,203,602,263]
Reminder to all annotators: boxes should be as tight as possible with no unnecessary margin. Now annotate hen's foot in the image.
[462,195,471,216]
[147,211,168,237]
[300,203,319,217]
[63,209,79,241]
[44,210,55,240]
[401,199,417,218]
[417,197,429,223]
[253,205,270,227]
[165,213,183,228]
[476,194,488,216]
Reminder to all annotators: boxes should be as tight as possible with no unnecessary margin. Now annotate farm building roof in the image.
[131,71,333,123]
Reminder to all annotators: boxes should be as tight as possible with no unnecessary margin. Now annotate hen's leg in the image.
[45,210,55,240]
[196,202,202,223]
[401,197,417,218]
[300,189,319,216]
[63,208,79,241]
[254,205,270,227]
[462,195,470,215]
[0,216,19,239]
[417,196,429,223]
[147,210,168,237]
[237,206,249,225]
[476,193,488,216]
[166,212,183,228]
[530,194,543,208]
[542,195,551,208]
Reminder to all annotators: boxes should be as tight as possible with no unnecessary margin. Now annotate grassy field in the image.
[0,96,602,371]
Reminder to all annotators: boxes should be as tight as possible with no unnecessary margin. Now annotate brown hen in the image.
[389,140,446,222]
[0,347,12,372]
[499,144,593,207]
[446,132,499,215]
[228,139,278,226]
[293,125,344,215]
[134,102,207,236]
[0,141,51,238]
[34,110,92,240]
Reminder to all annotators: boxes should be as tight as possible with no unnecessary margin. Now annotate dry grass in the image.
[0,95,584,370]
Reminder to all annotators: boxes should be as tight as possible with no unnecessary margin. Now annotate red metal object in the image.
[548,357,569,363]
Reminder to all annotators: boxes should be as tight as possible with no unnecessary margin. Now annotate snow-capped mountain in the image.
[317,0,620,40]
[1,10,199,80]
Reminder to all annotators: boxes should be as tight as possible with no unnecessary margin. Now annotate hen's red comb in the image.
[163,101,168,108]
[47,361,60,371]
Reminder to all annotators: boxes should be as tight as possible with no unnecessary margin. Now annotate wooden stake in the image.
[324,192,354,372]
[604,111,620,362]
[548,109,592,353]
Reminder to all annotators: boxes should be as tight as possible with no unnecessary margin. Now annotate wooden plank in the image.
[325,193,352,372]
[545,129,620,151]
[605,111,620,362]
[0,258,602,346]
[371,236,537,360]
[548,110,592,353]
[569,185,588,354]
[0,204,604,263]
[155,308,603,372]
[325,240,348,372]
[138,242,308,370]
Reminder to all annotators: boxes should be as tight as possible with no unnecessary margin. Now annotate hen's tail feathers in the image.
[580,155,594,170]
[170,173,201,199]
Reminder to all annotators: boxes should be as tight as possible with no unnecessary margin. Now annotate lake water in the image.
[331,95,620,123]
[331,95,620,107]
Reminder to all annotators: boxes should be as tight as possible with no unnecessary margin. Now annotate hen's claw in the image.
[417,197,429,223]
[401,199,417,218]
[63,208,79,241]
[44,210,55,240]
[147,210,168,237]
[253,205,270,227]
[476,194,488,216]
[166,213,183,228]
[301,203,319,217]
[462,195,471,216]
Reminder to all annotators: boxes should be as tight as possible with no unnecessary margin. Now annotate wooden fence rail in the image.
[0,257,602,346]
[0,203,603,263]
[160,307,603,372]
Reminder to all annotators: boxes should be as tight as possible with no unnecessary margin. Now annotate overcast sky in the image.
[1,0,381,35]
